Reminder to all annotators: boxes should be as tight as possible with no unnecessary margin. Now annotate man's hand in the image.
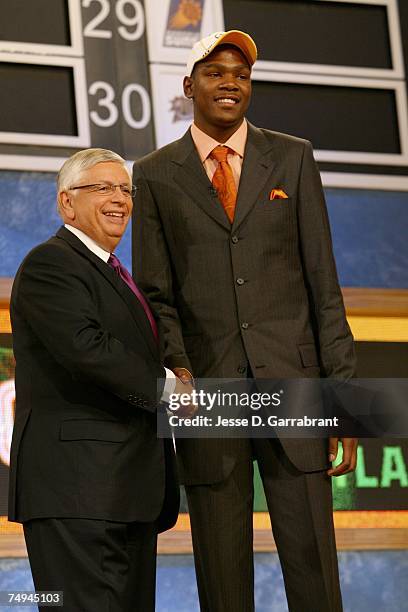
[327,437,358,476]
[173,367,194,384]
[174,376,194,395]
[172,373,197,417]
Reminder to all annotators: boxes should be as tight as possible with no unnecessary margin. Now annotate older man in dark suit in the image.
[9,148,193,611]
[132,31,357,611]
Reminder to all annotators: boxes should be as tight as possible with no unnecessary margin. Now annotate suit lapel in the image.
[232,123,277,233]
[171,130,231,231]
[56,227,159,360]
[171,125,277,233]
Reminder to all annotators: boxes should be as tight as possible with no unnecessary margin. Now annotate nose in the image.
[219,75,239,90]
[111,186,128,203]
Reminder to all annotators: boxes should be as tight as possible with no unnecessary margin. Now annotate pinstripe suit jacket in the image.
[132,122,356,483]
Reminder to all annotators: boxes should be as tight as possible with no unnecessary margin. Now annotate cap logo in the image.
[201,33,224,58]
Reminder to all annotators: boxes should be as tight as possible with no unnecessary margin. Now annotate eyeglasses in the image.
[68,183,137,198]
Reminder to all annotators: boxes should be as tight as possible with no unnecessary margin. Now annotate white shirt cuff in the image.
[160,367,177,403]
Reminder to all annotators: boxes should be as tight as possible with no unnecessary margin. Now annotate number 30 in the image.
[89,81,151,129]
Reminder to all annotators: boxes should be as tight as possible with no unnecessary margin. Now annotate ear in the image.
[183,76,194,99]
[58,191,75,221]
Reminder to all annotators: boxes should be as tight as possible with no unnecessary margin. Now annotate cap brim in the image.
[215,30,257,67]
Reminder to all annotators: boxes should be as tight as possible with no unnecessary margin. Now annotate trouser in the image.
[23,517,157,612]
[185,438,342,612]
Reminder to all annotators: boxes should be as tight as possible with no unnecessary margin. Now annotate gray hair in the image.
[57,147,130,197]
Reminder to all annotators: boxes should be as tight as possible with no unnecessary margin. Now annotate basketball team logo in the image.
[169,96,193,123]
[164,0,204,48]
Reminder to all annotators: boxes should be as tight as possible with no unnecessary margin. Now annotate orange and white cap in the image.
[186,30,257,76]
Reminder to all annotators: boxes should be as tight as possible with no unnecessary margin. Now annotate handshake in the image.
[171,367,198,417]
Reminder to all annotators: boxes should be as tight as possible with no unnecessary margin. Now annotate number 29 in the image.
[83,0,145,41]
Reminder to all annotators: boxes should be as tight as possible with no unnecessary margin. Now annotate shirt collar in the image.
[190,119,248,163]
[64,224,110,263]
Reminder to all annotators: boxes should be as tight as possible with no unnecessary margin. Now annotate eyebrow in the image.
[89,180,131,186]
[200,62,251,71]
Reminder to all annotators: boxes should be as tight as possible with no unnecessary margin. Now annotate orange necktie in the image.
[210,146,237,223]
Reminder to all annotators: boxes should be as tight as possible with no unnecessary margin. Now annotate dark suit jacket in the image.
[132,123,356,482]
[9,227,179,531]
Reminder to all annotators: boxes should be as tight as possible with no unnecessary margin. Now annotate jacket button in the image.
[236,278,245,285]
[237,365,246,374]
[231,235,239,244]
[241,322,249,330]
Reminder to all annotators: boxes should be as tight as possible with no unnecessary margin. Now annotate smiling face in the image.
[58,161,133,253]
[183,45,252,141]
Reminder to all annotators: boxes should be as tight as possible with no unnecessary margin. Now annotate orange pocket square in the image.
[269,188,289,200]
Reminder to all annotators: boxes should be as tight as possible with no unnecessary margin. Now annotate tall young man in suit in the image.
[132,32,357,611]
[9,148,193,612]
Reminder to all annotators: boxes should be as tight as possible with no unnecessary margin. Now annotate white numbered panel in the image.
[248,0,405,79]
[0,0,84,57]
[0,53,90,148]
[251,70,408,167]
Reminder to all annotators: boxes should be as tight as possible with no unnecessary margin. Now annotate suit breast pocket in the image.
[256,197,291,213]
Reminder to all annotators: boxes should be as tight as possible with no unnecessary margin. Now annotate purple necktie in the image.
[108,253,158,342]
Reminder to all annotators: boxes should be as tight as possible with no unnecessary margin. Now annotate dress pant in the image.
[185,438,342,612]
[23,517,157,612]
